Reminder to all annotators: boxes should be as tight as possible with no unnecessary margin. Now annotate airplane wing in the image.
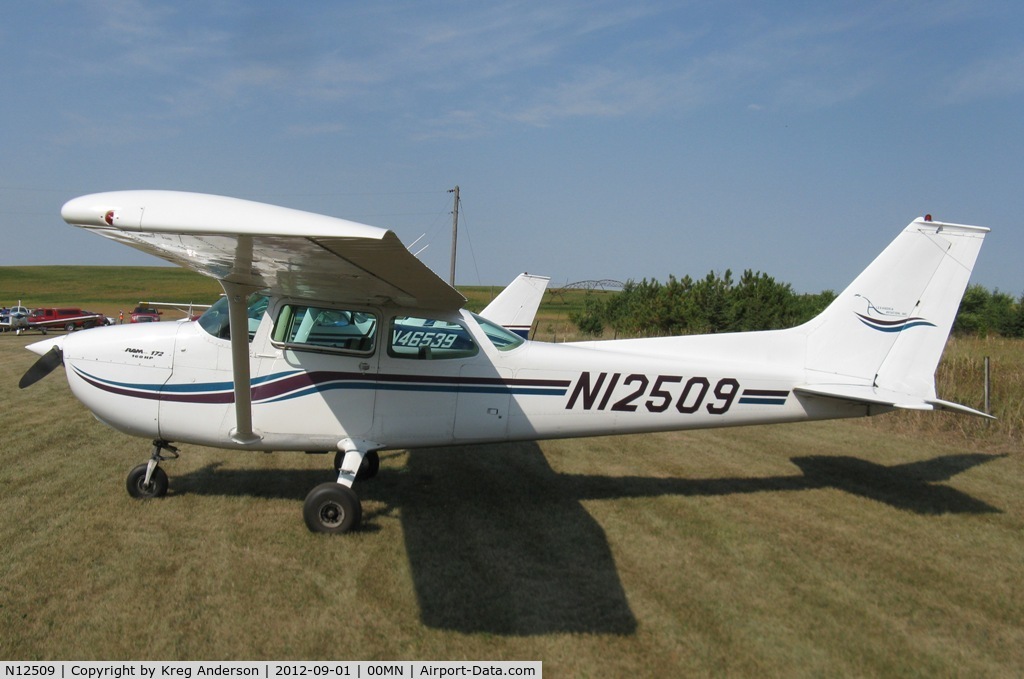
[60,190,465,311]
[793,384,995,419]
[61,190,466,445]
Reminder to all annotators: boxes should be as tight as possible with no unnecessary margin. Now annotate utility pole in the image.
[448,185,459,286]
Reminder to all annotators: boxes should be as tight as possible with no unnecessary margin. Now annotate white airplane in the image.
[21,191,992,534]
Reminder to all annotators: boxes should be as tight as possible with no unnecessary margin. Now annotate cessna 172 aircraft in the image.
[21,191,991,533]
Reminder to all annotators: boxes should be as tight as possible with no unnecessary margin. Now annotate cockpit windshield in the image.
[472,313,526,351]
[197,292,270,341]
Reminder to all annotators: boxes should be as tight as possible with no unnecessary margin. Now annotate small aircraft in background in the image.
[130,301,214,323]
[0,303,30,333]
[21,191,991,533]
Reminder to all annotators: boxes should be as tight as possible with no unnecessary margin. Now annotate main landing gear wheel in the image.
[126,464,169,498]
[334,449,380,480]
[303,483,362,534]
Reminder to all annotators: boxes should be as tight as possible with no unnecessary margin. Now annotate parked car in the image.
[27,307,110,333]
[130,305,162,323]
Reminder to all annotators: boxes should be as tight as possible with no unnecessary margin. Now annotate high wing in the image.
[60,190,465,311]
[61,190,465,444]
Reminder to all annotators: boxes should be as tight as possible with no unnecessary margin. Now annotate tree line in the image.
[569,270,1023,338]
[953,284,1024,337]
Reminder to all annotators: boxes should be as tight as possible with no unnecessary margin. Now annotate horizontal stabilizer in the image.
[794,384,995,420]
[926,397,997,419]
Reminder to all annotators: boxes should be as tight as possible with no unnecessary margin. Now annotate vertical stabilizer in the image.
[803,218,988,398]
[480,273,550,338]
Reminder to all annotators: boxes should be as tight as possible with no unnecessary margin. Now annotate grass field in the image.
[0,266,222,317]
[0,266,591,330]
[1,268,1023,673]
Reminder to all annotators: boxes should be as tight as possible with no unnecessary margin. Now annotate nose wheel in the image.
[125,440,178,499]
[126,463,169,498]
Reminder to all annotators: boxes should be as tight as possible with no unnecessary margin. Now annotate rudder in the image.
[802,218,989,398]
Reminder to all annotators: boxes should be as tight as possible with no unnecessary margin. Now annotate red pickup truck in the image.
[27,307,110,333]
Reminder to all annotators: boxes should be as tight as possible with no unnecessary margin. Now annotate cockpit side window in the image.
[271,304,377,354]
[198,293,269,342]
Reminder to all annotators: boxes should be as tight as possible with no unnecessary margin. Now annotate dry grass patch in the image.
[2,327,1023,673]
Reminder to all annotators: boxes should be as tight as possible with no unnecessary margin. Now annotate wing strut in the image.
[222,280,262,445]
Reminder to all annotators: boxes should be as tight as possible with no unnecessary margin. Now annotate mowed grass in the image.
[2,267,1023,672]
[2,334,1023,672]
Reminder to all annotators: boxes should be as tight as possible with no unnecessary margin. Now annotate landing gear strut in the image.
[122,438,373,534]
[126,440,178,499]
[333,449,380,480]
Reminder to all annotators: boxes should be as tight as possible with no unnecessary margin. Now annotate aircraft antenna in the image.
[448,185,460,286]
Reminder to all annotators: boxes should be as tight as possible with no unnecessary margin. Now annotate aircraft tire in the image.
[358,451,380,480]
[304,483,361,534]
[126,464,169,499]
[332,450,380,480]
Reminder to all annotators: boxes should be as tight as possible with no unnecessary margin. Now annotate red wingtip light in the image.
[104,210,115,226]
[924,214,932,222]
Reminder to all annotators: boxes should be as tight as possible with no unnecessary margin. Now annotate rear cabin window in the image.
[388,317,478,360]
[272,305,377,354]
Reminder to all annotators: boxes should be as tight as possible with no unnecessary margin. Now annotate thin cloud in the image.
[944,49,1024,103]
[285,122,348,137]
[39,1,1024,142]
[507,68,702,126]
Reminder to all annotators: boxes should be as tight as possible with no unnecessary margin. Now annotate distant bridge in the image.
[545,279,624,305]
[558,279,625,291]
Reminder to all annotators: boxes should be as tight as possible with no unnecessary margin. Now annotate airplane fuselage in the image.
[53,295,867,455]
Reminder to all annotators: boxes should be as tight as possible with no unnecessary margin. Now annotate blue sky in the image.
[1,1,1021,295]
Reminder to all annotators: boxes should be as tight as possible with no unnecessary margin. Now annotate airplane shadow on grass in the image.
[170,443,1004,636]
